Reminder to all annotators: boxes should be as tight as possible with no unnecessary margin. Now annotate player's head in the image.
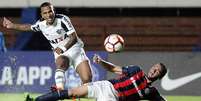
[40,2,55,25]
[147,63,167,82]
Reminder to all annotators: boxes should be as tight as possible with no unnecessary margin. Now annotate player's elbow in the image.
[112,66,122,74]
[71,32,78,41]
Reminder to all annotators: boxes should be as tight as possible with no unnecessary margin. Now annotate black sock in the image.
[35,90,69,101]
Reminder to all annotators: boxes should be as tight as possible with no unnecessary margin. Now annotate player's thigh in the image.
[76,60,92,81]
[70,48,92,78]
[64,46,89,68]
[72,47,90,69]
[76,58,91,75]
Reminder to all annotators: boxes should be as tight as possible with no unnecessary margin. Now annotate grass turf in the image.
[0,93,201,101]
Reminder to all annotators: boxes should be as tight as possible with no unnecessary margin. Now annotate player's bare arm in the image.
[3,17,32,31]
[93,54,122,74]
[64,32,77,50]
[54,32,77,55]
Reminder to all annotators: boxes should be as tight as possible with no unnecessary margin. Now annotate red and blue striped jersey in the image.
[108,65,148,101]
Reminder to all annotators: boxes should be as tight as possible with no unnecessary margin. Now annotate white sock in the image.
[55,69,65,89]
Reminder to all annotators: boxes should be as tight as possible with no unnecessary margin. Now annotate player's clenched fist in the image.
[3,17,14,29]
[54,47,64,55]
[93,54,102,64]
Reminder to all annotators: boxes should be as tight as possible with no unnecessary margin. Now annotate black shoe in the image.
[24,93,34,101]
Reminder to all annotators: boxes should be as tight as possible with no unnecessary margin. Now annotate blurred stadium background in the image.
[1,0,201,101]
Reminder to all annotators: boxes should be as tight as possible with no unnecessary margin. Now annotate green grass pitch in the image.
[1,93,201,101]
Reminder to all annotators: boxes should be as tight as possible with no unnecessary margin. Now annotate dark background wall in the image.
[1,8,201,51]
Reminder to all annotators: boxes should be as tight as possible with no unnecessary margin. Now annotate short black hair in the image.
[158,63,167,79]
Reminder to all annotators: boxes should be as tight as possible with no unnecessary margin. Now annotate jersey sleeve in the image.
[60,15,76,35]
[144,87,167,101]
[30,20,41,32]
[122,65,141,75]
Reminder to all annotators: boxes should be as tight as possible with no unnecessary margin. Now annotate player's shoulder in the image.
[34,18,45,25]
[55,14,69,20]
[122,65,142,74]
[124,65,142,70]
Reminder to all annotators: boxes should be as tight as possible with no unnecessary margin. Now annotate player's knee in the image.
[81,74,92,83]
[56,55,69,70]
[70,88,80,97]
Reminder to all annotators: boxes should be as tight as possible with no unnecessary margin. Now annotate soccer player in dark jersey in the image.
[25,54,167,101]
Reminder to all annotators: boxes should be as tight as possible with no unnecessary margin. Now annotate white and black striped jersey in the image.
[31,14,84,49]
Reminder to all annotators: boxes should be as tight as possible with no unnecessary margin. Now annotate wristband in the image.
[59,46,67,52]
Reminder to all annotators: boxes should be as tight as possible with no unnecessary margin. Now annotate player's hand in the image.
[54,47,64,55]
[93,54,102,64]
[3,17,14,29]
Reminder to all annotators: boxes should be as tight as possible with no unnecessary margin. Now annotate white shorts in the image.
[54,46,89,70]
[87,80,118,101]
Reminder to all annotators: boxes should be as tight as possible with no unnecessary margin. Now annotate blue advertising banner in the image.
[0,51,107,93]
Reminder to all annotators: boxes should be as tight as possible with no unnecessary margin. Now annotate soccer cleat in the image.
[50,85,58,92]
[50,85,63,92]
[24,93,34,101]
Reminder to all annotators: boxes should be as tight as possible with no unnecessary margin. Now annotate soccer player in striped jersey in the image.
[3,2,92,90]
[26,54,167,101]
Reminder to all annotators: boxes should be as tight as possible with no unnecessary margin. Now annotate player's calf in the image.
[55,55,69,89]
[25,90,70,101]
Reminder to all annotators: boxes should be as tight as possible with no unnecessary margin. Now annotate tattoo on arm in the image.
[64,32,77,50]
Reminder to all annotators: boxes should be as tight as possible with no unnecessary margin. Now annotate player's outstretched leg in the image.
[25,90,69,101]
[35,90,69,101]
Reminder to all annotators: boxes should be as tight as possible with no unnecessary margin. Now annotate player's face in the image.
[41,6,55,25]
[148,63,162,81]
